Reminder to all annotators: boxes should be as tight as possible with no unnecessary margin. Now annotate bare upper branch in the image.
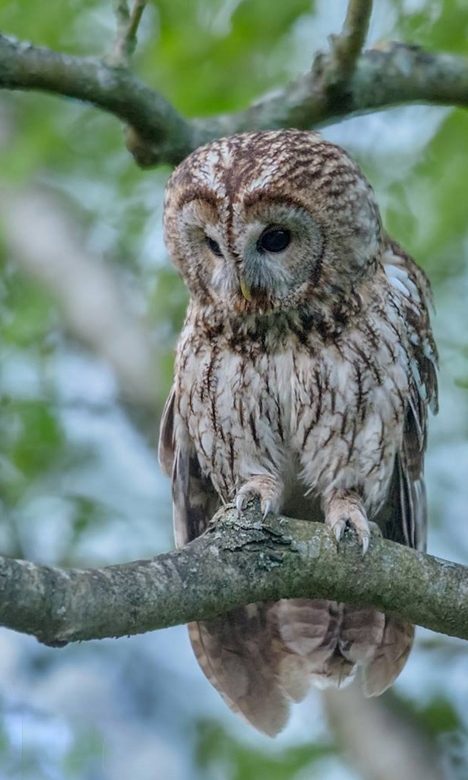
[0,34,193,166]
[2,504,468,647]
[0,34,467,167]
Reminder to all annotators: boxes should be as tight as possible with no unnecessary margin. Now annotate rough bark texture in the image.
[2,504,468,647]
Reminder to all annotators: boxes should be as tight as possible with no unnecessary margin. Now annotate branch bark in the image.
[0,34,193,167]
[2,503,468,648]
[0,33,467,168]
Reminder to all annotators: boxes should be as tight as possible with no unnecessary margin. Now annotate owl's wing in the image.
[364,243,438,696]
[380,240,438,552]
[159,386,218,545]
[158,388,299,735]
[158,387,176,477]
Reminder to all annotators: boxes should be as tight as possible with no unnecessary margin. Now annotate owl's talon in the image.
[360,531,370,556]
[325,493,370,555]
[235,493,248,515]
[334,522,343,544]
[235,476,282,520]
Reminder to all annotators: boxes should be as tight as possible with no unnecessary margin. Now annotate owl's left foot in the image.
[325,491,370,554]
[236,475,283,519]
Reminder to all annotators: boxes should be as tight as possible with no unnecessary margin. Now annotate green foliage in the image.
[196,719,333,780]
[142,0,315,113]
[393,0,468,54]
[384,110,468,282]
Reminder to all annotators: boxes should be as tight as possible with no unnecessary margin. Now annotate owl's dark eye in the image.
[257,227,291,254]
[206,236,223,257]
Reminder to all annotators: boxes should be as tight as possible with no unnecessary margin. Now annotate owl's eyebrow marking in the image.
[177,188,221,210]
[242,191,306,211]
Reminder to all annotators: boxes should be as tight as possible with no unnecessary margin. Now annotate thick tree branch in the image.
[2,503,468,647]
[0,34,467,167]
[0,34,193,166]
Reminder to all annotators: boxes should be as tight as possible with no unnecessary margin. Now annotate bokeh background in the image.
[0,0,467,778]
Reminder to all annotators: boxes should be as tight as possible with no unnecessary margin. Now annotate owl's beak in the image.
[239,277,252,301]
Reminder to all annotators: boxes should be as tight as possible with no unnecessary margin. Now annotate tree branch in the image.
[109,0,148,67]
[330,0,373,82]
[0,34,467,167]
[0,34,193,166]
[2,503,468,647]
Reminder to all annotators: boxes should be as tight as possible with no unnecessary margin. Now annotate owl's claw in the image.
[235,476,283,519]
[325,493,370,555]
[330,514,370,554]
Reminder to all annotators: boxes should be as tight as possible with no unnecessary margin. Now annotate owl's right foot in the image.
[236,475,283,519]
[324,491,370,554]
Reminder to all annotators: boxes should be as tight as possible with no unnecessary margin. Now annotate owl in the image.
[159,130,438,735]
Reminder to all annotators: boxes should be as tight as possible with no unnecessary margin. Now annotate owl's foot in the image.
[236,475,283,519]
[325,492,370,554]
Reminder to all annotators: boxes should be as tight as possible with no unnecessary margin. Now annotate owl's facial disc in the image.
[168,192,324,310]
[164,130,384,314]
[230,204,324,306]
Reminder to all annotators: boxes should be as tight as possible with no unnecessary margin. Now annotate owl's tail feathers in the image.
[276,601,391,695]
[361,617,414,697]
[188,606,413,736]
[277,601,413,698]
[188,610,293,737]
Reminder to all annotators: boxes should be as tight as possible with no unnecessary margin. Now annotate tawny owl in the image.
[159,129,438,735]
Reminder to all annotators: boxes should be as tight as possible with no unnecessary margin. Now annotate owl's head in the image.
[164,130,382,314]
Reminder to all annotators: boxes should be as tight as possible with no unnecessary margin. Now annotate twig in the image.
[329,0,373,85]
[1,505,468,647]
[109,0,148,67]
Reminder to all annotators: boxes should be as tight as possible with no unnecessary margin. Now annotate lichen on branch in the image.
[1,505,468,647]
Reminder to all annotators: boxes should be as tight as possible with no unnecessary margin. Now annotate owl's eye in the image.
[257,227,291,254]
[206,236,223,257]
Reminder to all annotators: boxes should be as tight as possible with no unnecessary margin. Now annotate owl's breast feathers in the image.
[173,252,436,524]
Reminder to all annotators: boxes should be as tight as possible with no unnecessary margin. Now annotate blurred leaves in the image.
[384,109,468,282]
[196,719,333,780]
[146,0,315,113]
[393,0,468,55]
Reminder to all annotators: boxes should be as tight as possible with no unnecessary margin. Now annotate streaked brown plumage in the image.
[159,130,438,735]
